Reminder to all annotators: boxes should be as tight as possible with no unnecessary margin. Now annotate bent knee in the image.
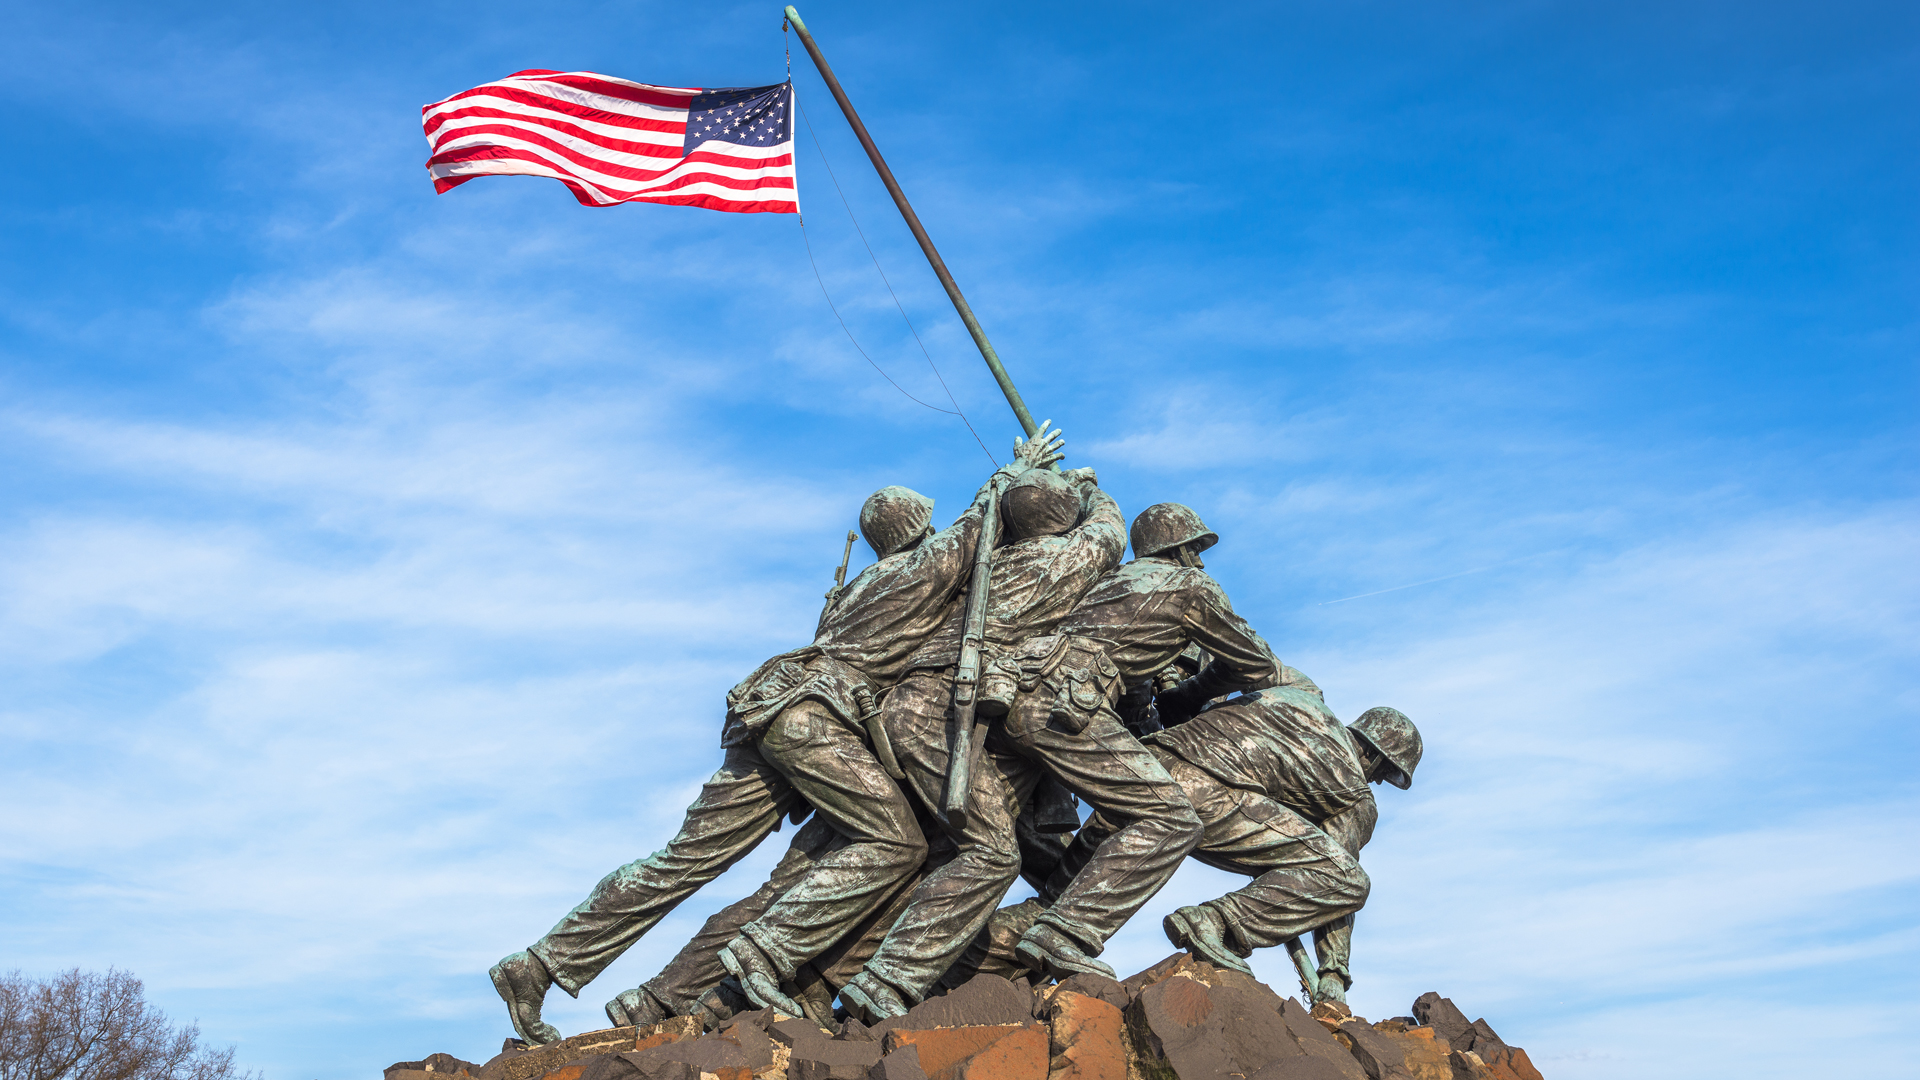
[1159,801,1205,849]
[1331,864,1371,913]
[878,828,931,871]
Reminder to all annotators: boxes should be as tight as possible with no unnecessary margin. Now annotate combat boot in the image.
[839,970,909,1025]
[718,936,805,1017]
[490,950,563,1045]
[1015,923,1116,981]
[603,986,667,1029]
[1162,906,1254,976]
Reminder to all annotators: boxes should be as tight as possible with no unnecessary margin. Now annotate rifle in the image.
[942,476,1005,828]
[818,529,858,629]
[1283,936,1320,1001]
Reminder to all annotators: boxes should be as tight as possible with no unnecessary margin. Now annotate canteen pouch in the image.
[976,668,1019,718]
[1047,640,1123,736]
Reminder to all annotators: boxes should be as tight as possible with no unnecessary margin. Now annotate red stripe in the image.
[681,145,794,170]
[429,114,685,165]
[424,90,687,139]
[426,73,696,114]
[427,124,791,185]
[428,122,790,184]
[628,192,797,213]
[426,146,795,194]
[425,85,689,139]
[432,170,795,213]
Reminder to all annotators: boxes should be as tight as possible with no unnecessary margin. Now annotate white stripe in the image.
[430,131,791,190]
[426,94,686,147]
[430,140,795,195]
[432,121,683,176]
[429,160,797,208]
[502,71,701,98]
[426,73,698,123]
[424,84,690,131]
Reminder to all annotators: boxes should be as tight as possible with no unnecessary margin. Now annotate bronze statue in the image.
[486,466,1423,1040]
[489,429,1064,1044]
[833,466,1134,1021]
[1090,667,1417,998]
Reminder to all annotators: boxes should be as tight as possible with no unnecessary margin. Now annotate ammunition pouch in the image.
[722,649,877,748]
[998,635,1123,740]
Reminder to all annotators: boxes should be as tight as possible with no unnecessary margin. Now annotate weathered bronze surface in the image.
[490,432,1422,1040]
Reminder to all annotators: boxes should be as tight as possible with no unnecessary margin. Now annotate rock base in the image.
[389,956,1543,1080]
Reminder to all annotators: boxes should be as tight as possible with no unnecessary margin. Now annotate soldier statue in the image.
[1050,664,1420,1001]
[488,429,1065,1043]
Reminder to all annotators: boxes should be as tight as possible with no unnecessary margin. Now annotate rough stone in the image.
[881,1023,1044,1080]
[1120,953,1196,996]
[1448,1050,1496,1080]
[1311,1002,1353,1026]
[386,1054,482,1079]
[1124,970,1373,1080]
[477,1044,533,1080]
[1127,975,1269,1080]
[629,1034,751,1075]
[867,1045,929,1080]
[950,1023,1045,1080]
[1364,1024,1450,1080]
[870,975,1034,1038]
[770,1018,834,1051]
[784,1036,882,1080]
[612,1057,694,1080]
[1410,995,1473,1052]
[716,1013,777,1071]
[1045,973,1132,1014]
[1279,997,1366,1080]
[485,1027,646,1080]
[1330,1020,1413,1080]
[1042,990,1128,1080]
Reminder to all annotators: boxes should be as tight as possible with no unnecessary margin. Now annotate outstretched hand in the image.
[1013,419,1066,470]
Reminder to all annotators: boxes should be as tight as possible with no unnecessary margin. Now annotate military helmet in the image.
[1130,503,1219,560]
[860,486,935,558]
[1349,707,1422,790]
[1001,470,1080,540]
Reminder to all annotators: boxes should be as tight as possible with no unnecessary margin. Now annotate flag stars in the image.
[682,84,792,154]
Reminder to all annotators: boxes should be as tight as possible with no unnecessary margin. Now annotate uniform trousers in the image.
[1055,749,1369,956]
[528,700,924,996]
[857,667,1202,1001]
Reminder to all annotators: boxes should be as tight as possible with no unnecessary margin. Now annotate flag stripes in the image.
[422,70,798,214]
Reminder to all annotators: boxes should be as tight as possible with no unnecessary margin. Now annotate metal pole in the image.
[783,5,1039,439]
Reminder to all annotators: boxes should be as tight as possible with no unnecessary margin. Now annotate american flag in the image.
[422,70,797,214]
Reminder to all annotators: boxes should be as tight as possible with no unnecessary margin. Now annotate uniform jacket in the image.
[1149,667,1374,825]
[905,480,1126,672]
[1055,557,1279,690]
[721,475,1001,746]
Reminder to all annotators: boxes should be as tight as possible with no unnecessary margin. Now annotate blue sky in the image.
[1,1,1914,1077]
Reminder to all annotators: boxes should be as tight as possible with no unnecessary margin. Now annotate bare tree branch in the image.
[0,971,253,1080]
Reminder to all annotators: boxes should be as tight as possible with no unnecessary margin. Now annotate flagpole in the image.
[782,5,1039,440]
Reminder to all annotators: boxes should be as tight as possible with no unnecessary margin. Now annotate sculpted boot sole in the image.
[603,986,667,1030]
[717,940,806,1018]
[839,972,909,1026]
[1163,907,1254,976]
[490,950,563,1045]
[1015,924,1117,981]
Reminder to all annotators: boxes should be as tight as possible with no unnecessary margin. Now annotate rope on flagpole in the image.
[796,94,997,465]
[798,219,976,424]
